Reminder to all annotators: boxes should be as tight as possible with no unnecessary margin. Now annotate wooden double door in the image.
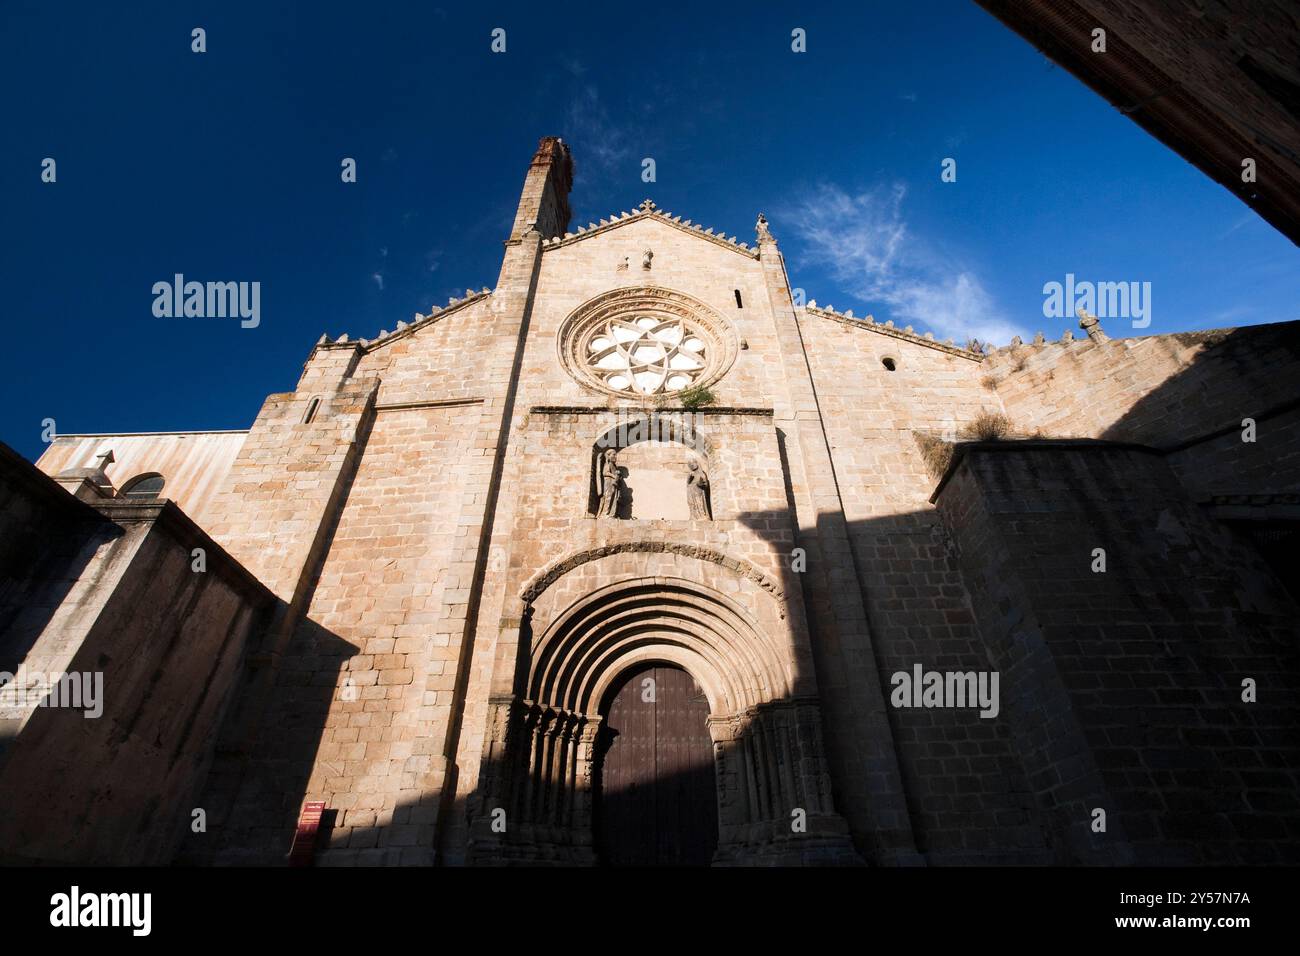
[595,664,719,866]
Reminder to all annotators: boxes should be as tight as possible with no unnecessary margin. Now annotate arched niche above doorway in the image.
[588,413,716,520]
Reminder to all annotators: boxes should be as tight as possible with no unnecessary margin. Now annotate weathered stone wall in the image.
[0,449,274,865]
[934,443,1300,864]
[983,323,1300,449]
[191,400,480,866]
[801,316,1051,863]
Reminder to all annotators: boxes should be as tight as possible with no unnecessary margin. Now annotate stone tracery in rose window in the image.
[584,315,708,395]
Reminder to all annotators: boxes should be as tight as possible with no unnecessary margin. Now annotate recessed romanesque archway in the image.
[468,569,861,865]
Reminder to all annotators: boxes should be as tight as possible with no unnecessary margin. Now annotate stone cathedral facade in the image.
[2,137,1298,867]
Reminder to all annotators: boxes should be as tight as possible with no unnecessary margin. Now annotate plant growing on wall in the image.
[677,385,717,409]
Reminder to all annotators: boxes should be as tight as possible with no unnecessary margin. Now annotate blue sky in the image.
[3,1,1297,461]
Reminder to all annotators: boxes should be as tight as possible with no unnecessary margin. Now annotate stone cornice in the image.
[540,201,761,260]
[804,306,985,361]
[315,288,495,354]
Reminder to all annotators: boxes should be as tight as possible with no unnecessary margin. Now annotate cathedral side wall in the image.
[983,322,1300,449]
[197,400,480,865]
[354,296,498,406]
[935,444,1300,864]
[801,316,1051,862]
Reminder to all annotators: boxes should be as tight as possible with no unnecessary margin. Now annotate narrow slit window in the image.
[734,289,743,308]
[303,397,321,424]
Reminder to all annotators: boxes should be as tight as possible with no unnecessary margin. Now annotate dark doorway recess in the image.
[595,664,718,866]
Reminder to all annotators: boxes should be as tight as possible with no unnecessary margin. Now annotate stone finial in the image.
[638,198,656,212]
[317,334,330,345]
[844,309,854,319]
[756,212,775,243]
[1033,332,1044,345]
[1061,330,1074,342]
[807,299,817,308]
[94,449,115,471]
[1077,308,1109,343]
[1010,335,1022,347]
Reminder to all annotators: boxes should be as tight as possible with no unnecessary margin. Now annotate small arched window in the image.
[881,357,898,371]
[121,473,165,500]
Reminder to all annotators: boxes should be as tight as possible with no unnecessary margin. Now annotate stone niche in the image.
[615,439,692,520]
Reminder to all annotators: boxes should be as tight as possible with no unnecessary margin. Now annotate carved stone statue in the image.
[686,459,711,519]
[641,248,654,270]
[597,449,623,518]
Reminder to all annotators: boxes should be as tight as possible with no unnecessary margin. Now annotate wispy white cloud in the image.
[787,183,1024,346]
[565,87,635,178]
[371,272,385,291]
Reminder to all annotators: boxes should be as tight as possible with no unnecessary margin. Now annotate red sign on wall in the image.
[288,801,327,866]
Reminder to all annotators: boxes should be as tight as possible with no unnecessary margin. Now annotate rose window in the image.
[557,287,737,399]
[585,316,708,395]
